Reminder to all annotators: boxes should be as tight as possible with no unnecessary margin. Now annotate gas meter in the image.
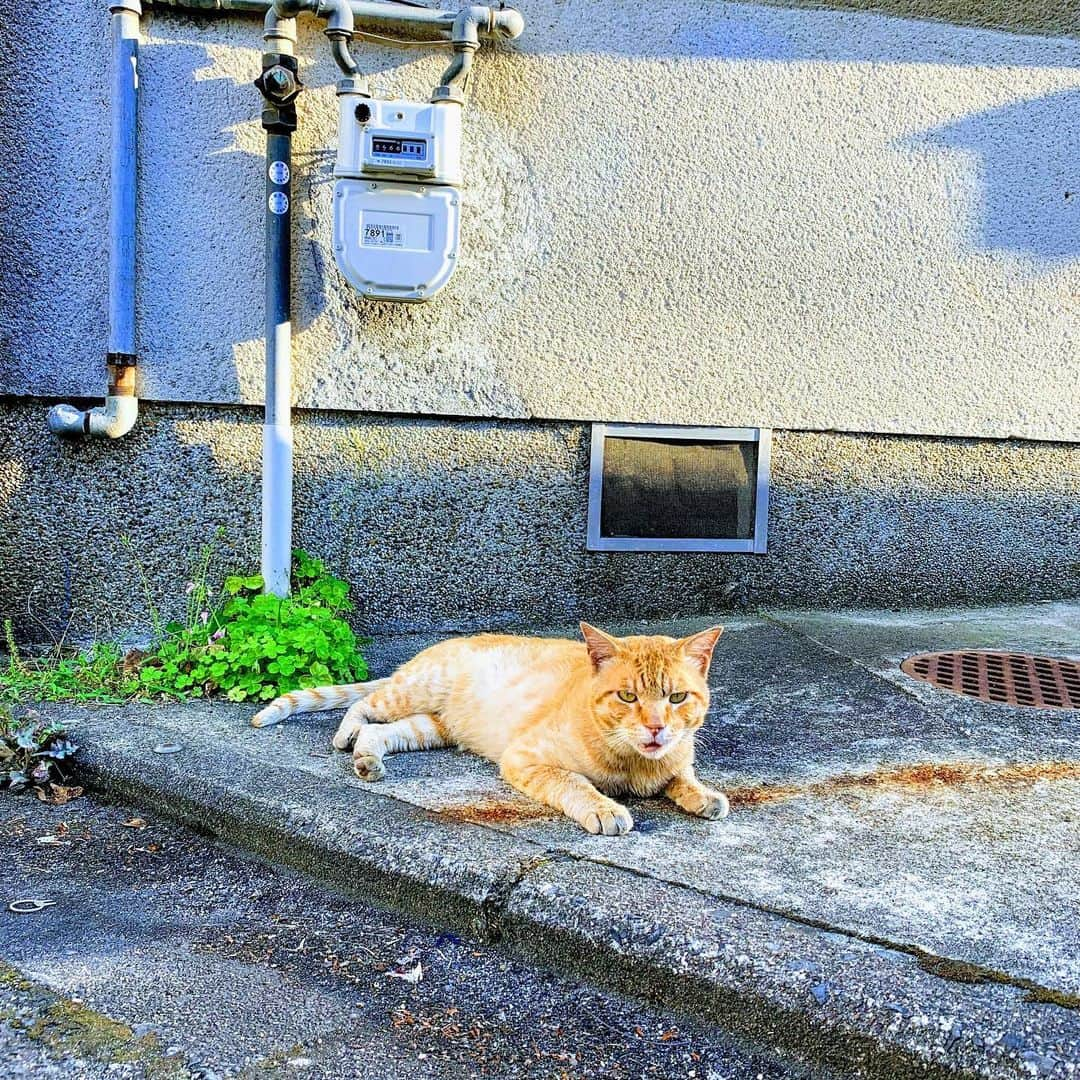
[333,83,462,302]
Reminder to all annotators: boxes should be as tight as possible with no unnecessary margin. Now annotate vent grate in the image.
[900,651,1080,711]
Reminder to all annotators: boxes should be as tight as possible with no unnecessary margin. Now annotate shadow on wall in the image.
[132,36,312,403]
[8,0,1080,412]
[131,2,1080,407]
[906,88,1080,260]
[0,406,262,648]
[574,1,1080,66]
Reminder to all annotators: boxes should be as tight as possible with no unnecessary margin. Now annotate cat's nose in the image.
[645,722,665,736]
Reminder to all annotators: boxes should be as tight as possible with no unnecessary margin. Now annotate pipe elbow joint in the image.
[491,6,525,41]
[48,396,139,440]
[455,5,524,44]
[321,0,354,37]
[452,6,487,46]
[89,395,139,439]
[263,2,300,49]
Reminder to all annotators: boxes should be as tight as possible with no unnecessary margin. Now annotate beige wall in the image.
[1,1,1078,440]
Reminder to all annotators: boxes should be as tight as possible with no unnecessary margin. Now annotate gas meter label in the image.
[268,191,289,215]
[268,160,290,185]
[362,222,404,248]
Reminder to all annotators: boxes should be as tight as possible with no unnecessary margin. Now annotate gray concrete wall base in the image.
[1,400,1076,646]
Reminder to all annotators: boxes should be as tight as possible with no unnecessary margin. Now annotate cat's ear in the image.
[677,625,724,677]
[580,622,620,671]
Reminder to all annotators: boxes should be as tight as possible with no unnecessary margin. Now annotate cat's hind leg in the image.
[330,678,447,779]
[331,695,382,750]
[331,678,422,750]
[351,714,447,781]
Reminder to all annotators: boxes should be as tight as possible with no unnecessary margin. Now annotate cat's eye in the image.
[616,689,637,703]
[669,691,688,704]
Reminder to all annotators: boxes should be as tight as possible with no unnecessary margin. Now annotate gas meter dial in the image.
[363,132,435,177]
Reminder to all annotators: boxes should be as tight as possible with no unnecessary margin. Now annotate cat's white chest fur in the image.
[452,643,571,761]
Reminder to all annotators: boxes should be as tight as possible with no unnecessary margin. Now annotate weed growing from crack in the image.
[136,548,368,703]
[1,537,369,707]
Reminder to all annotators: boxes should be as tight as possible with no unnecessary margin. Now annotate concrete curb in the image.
[44,705,1080,1079]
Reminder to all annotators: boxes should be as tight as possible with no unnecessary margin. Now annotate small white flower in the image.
[184,582,195,595]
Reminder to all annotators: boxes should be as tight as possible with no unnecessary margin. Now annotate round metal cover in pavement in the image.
[900,651,1080,710]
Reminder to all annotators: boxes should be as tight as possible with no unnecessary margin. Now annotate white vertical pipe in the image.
[260,24,296,599]
[261,313,293,598]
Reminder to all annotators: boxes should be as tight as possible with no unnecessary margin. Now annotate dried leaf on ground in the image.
[121,817,147,830]
[121,648,149,676]
[34,783,84,805]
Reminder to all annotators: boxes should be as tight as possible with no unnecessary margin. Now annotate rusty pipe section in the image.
[47,361,138,439]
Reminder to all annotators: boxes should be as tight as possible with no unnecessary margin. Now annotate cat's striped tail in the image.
[251,678,390,729]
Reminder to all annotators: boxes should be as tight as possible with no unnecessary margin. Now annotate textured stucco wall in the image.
[763,1,1079,38]
[2,400,1076,646]
[1,2,1077,440]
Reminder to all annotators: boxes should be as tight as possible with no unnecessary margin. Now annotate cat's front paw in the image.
[353,752,386,782]
[696,790,730,820]
[581,803,634,836]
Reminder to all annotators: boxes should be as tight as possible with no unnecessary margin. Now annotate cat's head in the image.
[580,622,723,760]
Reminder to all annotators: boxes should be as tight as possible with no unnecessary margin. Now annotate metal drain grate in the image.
[901,651,1080,710]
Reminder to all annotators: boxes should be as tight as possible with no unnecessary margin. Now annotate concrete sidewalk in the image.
[33,602,1080,1079]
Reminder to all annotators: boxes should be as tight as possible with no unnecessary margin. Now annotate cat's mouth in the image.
[639,738,668,756]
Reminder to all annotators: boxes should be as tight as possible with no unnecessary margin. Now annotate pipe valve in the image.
[255,56,302,107]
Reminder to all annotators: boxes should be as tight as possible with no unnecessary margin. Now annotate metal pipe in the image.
[48,0,142,440]
[328,35,359,75]
[144,0,524,43]
[435,42,475,98]
[262,129,293,598]
[320,0,361,78]
[258,15,299,598]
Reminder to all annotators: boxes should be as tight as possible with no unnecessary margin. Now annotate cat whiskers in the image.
[604,727,639,757]
[693,726,726,755]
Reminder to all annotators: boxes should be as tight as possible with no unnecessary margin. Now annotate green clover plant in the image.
[137,549,368,703]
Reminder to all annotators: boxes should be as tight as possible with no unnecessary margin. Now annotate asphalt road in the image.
[0,792,823,1080]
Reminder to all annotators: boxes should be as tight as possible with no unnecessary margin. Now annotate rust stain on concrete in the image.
[727,761,1080,810]
[432,798,560,827]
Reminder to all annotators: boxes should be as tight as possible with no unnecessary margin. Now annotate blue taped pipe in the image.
[262,131,293,597]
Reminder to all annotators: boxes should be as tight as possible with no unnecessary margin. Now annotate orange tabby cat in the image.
[252,623,728,835]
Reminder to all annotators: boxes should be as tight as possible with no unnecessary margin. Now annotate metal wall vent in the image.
[586,424,771,553]
[901,651,1080,710]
